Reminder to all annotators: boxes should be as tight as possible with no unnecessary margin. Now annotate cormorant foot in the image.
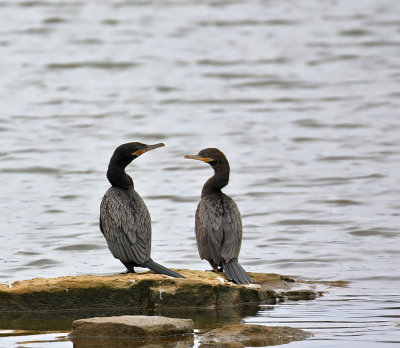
[211,267,221,273]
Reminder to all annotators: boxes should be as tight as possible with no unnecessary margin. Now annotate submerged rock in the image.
[70,315,193,338]
[0,270,319,313]
[200,324,312,347]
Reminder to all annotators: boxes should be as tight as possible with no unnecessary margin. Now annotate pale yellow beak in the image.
[184,155,213,162]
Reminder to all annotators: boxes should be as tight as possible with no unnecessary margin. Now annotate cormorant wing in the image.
[195,194,243,264]
[100,188,151,265]
[195,196,224,265]
[220,195,242,261]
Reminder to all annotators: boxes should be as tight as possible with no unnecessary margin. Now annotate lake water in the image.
[0,0,400,346]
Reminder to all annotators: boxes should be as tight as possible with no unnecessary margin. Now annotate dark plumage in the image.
[100,142,184,278]
[185,148,251,284]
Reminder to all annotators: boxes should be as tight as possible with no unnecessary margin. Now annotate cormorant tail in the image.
[143,258,185,278]
[222,259,251,284]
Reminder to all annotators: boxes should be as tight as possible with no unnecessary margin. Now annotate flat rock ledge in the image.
[70,315,193,338]
[0,270,320,312]
[201,324,312,347]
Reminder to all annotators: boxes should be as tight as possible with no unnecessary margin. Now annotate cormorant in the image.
[185,148,251,284]
[100,142,184,278]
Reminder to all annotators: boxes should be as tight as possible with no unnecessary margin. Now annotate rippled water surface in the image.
[1,0,400,346]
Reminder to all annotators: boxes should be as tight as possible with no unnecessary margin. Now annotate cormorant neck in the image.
[107,160,134,190]
[201,162,230,197]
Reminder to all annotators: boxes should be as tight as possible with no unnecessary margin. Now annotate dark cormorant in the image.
[185,148,251,284]
[100,142,184,278]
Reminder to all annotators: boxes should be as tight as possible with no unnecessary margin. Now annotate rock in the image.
[72,336,194,348]
[200,324,312,347]
[0,270,322,313]
[277,289,317,301]
[70,315,193,338]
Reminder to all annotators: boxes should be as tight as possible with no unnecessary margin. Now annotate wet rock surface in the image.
[70,315,193,338]
[0,270,320,313]
[200,324,312,347]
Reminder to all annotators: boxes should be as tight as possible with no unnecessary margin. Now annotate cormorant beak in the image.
[133,143,165,156]
[184,155,213,163]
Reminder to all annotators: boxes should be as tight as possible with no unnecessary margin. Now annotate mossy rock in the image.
[0,270,319,313]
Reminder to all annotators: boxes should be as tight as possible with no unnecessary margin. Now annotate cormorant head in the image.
[108,142,165,171]
[107,142,165,189]
[111,142,165,165]
[184,148,229,171]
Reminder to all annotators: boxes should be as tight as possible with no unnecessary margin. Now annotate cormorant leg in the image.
[209,261,220,273]
[121,262,136,274]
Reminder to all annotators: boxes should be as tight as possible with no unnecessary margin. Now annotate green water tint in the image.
[0,306,261,347]
[0,305,260,332]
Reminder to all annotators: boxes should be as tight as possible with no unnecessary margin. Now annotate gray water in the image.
[1,0,400,346]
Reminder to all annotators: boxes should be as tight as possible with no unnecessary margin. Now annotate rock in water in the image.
[70,315,193,338]
[201,324,312,347]
[0,271,321,313]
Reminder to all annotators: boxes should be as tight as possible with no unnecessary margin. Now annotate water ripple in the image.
[46,62,139,70]
[274,219,344,226]
[198,19,298,27]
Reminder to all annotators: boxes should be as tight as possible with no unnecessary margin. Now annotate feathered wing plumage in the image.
[100,186,184,278]
[195,195,224,266]
[195,193,251,284]
[100,187,151,266]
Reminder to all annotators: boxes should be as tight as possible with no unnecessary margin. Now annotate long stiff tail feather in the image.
[143,258,185,278]
[222,259,251,284]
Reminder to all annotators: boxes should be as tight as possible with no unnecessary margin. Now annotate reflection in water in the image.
[71,335,194,348]
[0,305,260,332]
[0,306,261,347]
[0,307,260,347]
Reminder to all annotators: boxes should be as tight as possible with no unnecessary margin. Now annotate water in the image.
[1,0,400,346]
